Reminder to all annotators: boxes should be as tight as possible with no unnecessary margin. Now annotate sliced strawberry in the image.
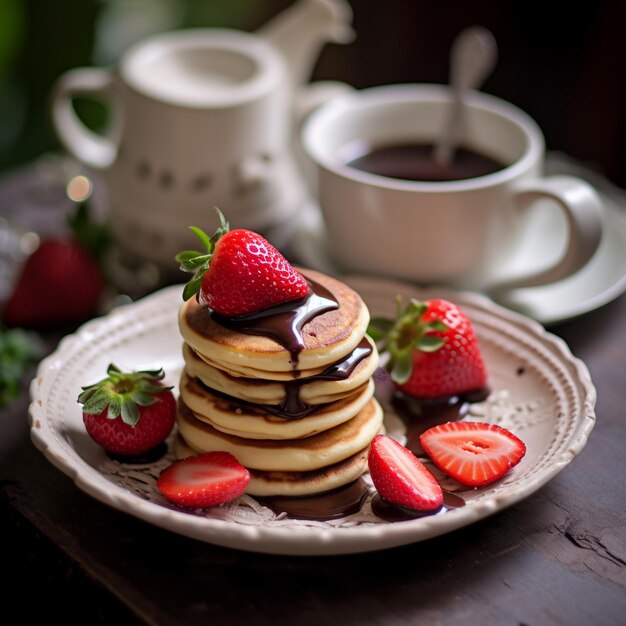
[368,434,443,512]
[175,208,309,317]
[420,422,526,487]
[157,452,250,508]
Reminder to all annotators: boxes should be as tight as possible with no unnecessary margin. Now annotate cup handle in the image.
[51,67,118,170]
[488,175,603,295]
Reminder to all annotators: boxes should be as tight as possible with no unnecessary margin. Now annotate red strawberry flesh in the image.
[420,422,526,487]
[368,434,443,512]
[157,452,250,508]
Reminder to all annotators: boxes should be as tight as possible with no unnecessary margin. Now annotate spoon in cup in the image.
[433,26,498,167]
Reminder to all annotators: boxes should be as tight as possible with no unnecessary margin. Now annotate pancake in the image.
[178,269,370,374]
[182,336,378,406]
[192,349,330,381]
[180,371,375,439]
[174,437,370,497]
[176,397,383,472]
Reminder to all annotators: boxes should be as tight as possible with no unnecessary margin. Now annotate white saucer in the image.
[291,156,626,326]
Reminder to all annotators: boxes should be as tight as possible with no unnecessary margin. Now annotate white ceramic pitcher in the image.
[51,0,354,272]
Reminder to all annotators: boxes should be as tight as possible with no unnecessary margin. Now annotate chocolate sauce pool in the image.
[258,478,370,521]
[371,490,466,522]
[392,387,490,456]
[211,278,338,367]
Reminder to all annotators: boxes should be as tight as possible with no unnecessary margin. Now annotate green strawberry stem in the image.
[368,296,448,385]
[175,208,230,301]
[67,201,111,266]
[78,364,173,426]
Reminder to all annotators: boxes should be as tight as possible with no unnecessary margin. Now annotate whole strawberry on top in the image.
[368,297,487,398]
[175,209,309,316]
[78,364,175,456]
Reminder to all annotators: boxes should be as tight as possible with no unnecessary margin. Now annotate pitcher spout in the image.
[258,0,354,90]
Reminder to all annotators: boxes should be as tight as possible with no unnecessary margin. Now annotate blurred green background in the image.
[1,0,625,185]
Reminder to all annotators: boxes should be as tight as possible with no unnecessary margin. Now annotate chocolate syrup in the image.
[371,490,465,522]
[211,278,338,367]
[197,337,372,419]
[391,387,490,456]
[258,478,369,521]
[277,336,372,418]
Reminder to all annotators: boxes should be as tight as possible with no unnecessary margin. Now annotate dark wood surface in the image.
[1,166,625,625]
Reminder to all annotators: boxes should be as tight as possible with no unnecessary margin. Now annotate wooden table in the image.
[1,164,625,625]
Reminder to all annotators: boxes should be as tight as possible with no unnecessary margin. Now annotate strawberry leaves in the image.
[368,297,447,385]
[78,364,173,426]
[175,208,230,302]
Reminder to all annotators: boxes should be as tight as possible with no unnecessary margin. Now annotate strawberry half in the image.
[175,208,309,316]
[420,422,526,487]
[157,451,250,508]
[368,434,443,512]
[368,297,487,398]
[78,364,175,456]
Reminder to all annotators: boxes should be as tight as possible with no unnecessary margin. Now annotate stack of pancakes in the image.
[175,269,383,497]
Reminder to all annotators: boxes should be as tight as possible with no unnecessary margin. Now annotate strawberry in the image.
[157,451,250,508]
[78,364,175,456]
[368,297,487,398]
[2,238,104,329]
[175,208,309,316]
[420,422,526,487]
[368,434,443,512]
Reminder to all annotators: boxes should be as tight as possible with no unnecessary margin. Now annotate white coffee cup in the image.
[302,84,603,292]
[52,29,310,271]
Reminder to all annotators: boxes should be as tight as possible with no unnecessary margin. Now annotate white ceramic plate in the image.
[29,280,596,556]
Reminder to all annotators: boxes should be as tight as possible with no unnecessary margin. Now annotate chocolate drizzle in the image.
[197,337,373,420]
[277,337,372,418]
[371,490,466,522]
[258,478,370,521]
[211,278,338,367]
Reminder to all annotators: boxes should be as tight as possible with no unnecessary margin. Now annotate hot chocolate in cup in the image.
[301,84,603,292]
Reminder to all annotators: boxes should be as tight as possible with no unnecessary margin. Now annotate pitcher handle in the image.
[51,67,118,170]
[295,80,354,124]
[488,175,603,295]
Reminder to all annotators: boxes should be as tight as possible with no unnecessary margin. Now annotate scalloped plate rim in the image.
[28,280,596,556]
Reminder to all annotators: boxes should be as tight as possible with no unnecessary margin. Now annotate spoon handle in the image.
[434,27,497,166]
